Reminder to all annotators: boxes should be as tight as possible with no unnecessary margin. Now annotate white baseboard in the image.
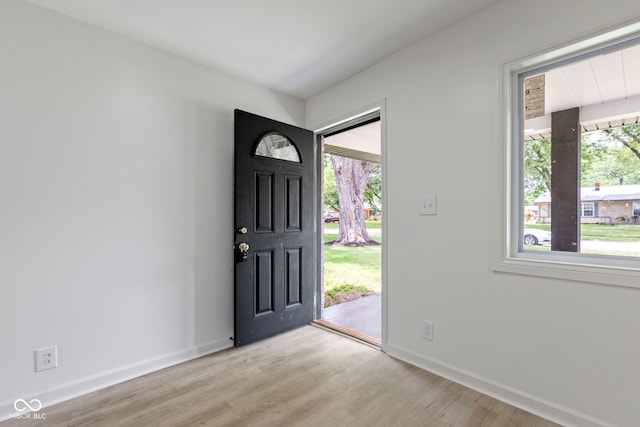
[384,343,614,427]
[0,338,233,422]
[2,339,612,426]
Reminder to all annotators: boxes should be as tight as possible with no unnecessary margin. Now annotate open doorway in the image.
[316,112,382,346]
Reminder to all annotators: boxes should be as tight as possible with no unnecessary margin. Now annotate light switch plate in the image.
[418,195,437,215]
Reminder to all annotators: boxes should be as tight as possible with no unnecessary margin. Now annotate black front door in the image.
[234,110,315,346]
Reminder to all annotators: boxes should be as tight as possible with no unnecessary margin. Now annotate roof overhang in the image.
[524,42,640,141]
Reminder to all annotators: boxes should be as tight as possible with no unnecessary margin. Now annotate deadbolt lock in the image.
[236,242,249,262]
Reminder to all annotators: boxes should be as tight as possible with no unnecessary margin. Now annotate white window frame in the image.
[494,20,640,289]
[581,202,595,218]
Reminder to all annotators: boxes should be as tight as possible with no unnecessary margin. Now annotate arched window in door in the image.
[254,133,301,163]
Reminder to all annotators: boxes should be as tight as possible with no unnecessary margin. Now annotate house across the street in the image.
[535,182,640,224]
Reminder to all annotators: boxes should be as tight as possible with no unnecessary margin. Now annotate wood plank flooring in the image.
[1,326,560,427]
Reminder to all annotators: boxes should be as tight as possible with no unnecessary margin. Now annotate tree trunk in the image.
[329,155,378,246]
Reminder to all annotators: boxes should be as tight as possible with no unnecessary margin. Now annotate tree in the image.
[523,138,551,204]
[523,126,640,204]
[364,164,382,213]
[603,124,640,161]
[598,124,640,184]
[581,130,639,186]
[324,155,382,217]
[323,155,339,212]
[328,155,378,246]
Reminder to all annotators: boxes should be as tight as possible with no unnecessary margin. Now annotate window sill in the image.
[494,253,640,289]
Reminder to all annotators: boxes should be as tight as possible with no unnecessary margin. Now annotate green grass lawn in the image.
[324,220,382,230]
[525,223,640,241]
[323,222,640,301]
[323,233,381,303]
[524,223,640,256]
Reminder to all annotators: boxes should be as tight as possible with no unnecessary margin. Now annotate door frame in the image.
[312,99,388,350]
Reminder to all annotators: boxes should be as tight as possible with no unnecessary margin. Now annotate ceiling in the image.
[26,0,500,100]
[324,120,381,163]
[546,44,640,112]
[524,42,640,140]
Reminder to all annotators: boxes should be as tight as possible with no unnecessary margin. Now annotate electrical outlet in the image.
[421,320,434,341]
[35,346,58,372]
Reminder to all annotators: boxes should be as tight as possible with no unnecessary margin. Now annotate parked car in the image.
[324,215,339,223]
[523,227,551,245]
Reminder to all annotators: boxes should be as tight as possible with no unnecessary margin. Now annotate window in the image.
[580,202,595,217]
[255,133,301,162]
[520,39,640,256]
[496,22,640,288]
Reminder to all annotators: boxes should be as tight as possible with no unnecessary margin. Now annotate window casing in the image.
[495,21,640,289]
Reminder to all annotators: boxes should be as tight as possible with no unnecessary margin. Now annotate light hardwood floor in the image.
[1,326,560,427]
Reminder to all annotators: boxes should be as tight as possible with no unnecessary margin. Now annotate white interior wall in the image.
[307,1,640,426]
[0,0,304,419]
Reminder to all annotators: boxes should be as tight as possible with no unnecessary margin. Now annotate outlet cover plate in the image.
[421,320,434,341]
[35,346,58,372]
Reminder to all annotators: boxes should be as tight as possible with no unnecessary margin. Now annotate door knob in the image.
[236,242,249,262]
